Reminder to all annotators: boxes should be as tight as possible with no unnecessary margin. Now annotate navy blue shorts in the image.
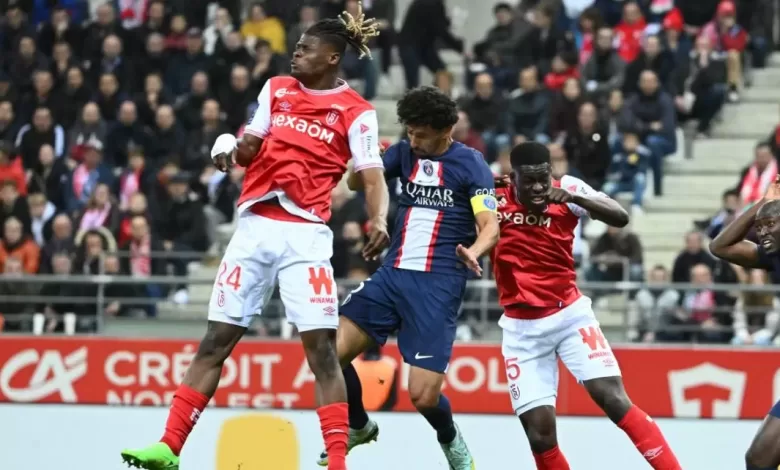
[770,400,780,418]
[340,266,467,373]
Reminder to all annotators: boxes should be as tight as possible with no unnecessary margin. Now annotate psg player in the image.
[121,8,390,470]
[709,177,780,470]
[317,87,499,470]
[491,142,682,469]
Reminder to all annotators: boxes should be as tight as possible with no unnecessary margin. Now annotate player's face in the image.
[291,34,338,80]
[514,164,552,212]
[755,215,780,253]
[406,125,451,156]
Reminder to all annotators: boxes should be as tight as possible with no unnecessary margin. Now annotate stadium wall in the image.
[0,405,761,469]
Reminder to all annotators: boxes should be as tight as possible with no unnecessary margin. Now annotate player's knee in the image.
[585,377,632,422]
[408,383,440,410]
[302,330,341,380]
[520,409,558,453]
[194,321,243,366]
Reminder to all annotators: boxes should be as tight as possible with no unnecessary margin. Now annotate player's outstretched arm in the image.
[360,167,390,260]
[571,193,629,228]
[709,201,763,268]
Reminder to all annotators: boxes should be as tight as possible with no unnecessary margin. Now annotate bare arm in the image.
[571,194,629,227]
[469,210,499,258]
[709,201,763,268]
[235,134,263,167]
[359,167,390,259]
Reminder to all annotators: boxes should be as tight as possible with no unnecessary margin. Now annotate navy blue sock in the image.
[342,363,369,430]
[419,394,457,444]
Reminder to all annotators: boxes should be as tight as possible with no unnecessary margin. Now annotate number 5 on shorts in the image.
[505,357,521,381]
[217,262,243,290]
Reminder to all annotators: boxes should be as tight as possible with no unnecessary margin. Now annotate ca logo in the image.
[0,347,88,402]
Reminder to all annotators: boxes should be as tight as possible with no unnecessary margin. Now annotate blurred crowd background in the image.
[0,0,779,346]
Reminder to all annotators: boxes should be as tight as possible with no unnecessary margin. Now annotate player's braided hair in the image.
[306,2,380,60]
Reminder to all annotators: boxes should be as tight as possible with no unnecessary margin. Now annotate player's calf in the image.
[518,405,570,470]
[745,412,780,469]
[584,377,681,470]
[301,329,349,470]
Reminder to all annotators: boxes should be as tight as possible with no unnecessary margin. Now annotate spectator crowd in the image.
[0,0,778,345]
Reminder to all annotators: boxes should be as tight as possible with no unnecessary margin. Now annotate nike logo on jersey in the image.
[415,353,434,359]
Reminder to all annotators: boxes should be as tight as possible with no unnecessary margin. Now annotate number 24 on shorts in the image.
[217,262,243,290]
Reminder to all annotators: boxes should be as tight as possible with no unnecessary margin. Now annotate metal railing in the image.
[2,266,779,340]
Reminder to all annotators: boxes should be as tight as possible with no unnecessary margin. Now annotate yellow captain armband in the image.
[470,193,498,215]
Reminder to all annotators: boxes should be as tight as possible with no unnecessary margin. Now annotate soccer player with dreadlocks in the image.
[121,5,389,470]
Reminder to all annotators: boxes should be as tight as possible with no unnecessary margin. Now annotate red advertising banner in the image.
[0,337,776,419]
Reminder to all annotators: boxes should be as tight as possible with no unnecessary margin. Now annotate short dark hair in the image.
[758,200,780,218]
[396,86,458,130]
[493,3,512,14]
[305,3,379,59]
[722,189,739,199]
[510,142,550,168]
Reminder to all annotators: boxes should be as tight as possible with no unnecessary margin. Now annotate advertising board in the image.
[0,337,778,418]
[0,405,761,470]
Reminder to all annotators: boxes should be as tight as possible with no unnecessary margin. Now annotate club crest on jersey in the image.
[411,159,442,187]
[326,111,339,125]
[279,101,292,111]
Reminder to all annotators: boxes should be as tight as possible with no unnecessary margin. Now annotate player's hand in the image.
[362,217,389,261]
[211,134,237,173]
[764,176,780,201]
[494,173,511,188]
[546,186,574,204]
[456,244,482,276]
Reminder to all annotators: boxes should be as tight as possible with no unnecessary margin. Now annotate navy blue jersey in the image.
[381,141,496,276]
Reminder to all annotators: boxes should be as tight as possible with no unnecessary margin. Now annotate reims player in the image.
[491,142,682,470]
[121,8,390,470]
[709,176,780,470]
[318,87,499,470]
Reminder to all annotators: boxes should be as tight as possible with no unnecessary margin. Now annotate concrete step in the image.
[671,138,755,173]
[661,174,738,196]
[632,211,708,232]
[750,66,780,88]
[643,250,679,270]
[770,55,780,67]
[644,195,720,213]
[743,86,780,103]
[712,103,777,138]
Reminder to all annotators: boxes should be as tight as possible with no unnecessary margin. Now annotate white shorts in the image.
[499,296,621,416]
[207,211,339,332]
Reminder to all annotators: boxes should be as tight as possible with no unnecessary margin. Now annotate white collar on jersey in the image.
[298,79,349,95]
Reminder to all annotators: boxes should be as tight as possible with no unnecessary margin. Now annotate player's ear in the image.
[329,52,341,66]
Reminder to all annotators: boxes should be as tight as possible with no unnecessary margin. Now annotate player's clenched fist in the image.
[362,217,389,260]
[211,134,237,172]
[546,187,574,204]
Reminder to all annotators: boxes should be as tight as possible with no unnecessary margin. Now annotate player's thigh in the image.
[746,404,780,466]
[394,271,465,374]
[338,268,400,352]
[556,297,622,382]
[501,324,559,417]
[207,217,277,328]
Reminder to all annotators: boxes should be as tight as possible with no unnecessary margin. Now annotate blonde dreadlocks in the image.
[305,1,381,60]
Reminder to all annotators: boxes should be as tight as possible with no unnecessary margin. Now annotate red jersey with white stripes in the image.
[491,175,607,319]
[239,76,382,223]
[382,140,496,276]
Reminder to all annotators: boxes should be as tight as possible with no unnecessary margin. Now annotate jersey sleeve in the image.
[244,80,272,138]
[466,152,498,215]
[348,110,383,172]
[382,143,402,179]
[560,174,608,218]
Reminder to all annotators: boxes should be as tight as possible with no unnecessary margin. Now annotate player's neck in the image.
[430,138,454,157]
[299,74,341,91]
